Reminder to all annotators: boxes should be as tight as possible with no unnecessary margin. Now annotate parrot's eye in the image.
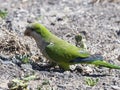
[26,26,34,31]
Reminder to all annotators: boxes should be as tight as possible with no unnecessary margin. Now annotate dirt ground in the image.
[0,0,120,90]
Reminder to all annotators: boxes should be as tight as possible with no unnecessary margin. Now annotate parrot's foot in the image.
[58,63,70,71]
[58,66,70,71]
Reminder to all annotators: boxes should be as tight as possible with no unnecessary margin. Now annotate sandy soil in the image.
[0,0,120,90]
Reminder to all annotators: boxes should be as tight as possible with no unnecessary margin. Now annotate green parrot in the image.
[24,22,120,70]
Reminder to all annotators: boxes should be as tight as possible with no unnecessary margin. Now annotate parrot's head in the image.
[24,22,51,38]
[24,23,41,36]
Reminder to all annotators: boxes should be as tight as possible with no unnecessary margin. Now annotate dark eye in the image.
[26,26,34,31]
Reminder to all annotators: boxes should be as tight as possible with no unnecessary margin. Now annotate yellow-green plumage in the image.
[24,22,120,70]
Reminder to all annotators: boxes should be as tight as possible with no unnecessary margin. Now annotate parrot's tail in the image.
[70,54,120,69]
[91,60,120,69]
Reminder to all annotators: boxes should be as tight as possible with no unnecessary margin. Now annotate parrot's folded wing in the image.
[70,54,103,63]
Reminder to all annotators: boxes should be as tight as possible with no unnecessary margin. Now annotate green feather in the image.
[25,22,120,70]
[91,60,120,69]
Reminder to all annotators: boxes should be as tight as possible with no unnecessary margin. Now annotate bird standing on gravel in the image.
[24,22,120,70]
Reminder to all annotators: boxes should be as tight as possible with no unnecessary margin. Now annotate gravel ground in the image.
[0,0,120,90]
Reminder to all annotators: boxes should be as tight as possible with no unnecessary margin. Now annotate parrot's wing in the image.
[69,54,103,64]
[45,41,90,64]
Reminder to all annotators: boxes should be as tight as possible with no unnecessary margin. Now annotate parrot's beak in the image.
[24,26,32,36]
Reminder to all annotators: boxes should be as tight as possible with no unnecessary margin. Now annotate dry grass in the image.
[0,28,30,57]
